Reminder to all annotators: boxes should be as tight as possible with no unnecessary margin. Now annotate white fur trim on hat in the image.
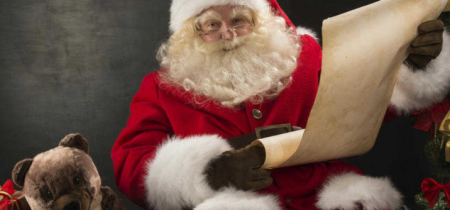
[170,0,270,33]
[144,135,233,209]
[195,187,282,210]
[316,172,403,210]
[390,31,450,114]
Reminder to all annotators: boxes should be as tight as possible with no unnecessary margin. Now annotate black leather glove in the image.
[204,141,273,191]
[405,20,444,70]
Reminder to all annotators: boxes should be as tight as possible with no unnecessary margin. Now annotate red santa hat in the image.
[169,0,295,33]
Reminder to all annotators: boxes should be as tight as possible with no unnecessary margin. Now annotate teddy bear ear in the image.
[12,159,33,188]
[59,133,89,154]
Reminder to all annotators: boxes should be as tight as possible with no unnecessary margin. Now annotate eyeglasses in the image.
[196,18,255,38]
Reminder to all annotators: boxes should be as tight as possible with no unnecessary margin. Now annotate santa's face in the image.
[158,6,300,108]
[197,6,254,46]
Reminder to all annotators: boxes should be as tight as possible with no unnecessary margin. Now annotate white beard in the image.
[159,15,300,108]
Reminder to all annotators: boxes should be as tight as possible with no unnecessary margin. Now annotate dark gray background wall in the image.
[0,1,433,209]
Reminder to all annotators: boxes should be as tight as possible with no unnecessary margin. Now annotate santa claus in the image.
[111,0,450,209]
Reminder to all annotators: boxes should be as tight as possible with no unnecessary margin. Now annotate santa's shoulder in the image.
[133,70,169,98]
[141,69,167,85]
[296,26,319,41]
[295,27,322,74]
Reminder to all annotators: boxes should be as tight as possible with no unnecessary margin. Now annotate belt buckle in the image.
[255,123,293,139]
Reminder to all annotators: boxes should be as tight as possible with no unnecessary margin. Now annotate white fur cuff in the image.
[195,188,281,210]
[145,135,232,210]
[390,32,450,113]
[316,173,403,210]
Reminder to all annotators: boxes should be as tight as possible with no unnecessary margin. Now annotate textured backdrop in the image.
[0,0,433,209]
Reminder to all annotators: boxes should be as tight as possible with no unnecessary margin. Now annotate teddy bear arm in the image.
[100,186,127,210]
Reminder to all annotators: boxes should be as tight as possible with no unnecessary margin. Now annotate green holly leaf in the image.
[415,192,449,210]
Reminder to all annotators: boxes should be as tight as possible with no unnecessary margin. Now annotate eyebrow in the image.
[197,11,222,25]
[230,7,252,20]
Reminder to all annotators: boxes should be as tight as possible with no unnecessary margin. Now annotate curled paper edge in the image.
[260,0,447,169]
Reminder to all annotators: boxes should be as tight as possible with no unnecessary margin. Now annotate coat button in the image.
[252,109,262,120]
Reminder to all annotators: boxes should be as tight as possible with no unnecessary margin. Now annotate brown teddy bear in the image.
[11,133,126,210]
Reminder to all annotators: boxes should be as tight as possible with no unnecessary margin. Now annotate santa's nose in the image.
[221,25,236,41]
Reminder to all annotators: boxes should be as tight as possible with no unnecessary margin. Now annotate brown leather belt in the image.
[227,123,300,149]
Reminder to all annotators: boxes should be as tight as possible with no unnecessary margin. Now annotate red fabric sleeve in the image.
[111,73,172,208]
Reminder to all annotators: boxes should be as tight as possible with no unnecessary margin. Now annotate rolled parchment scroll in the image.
[260,0,449,169]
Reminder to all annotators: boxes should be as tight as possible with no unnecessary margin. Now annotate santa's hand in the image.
[204,141,272,191]
[405,19,444,70]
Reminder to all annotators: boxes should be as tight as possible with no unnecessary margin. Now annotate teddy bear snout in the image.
[52,189,91,210]
[63,201,80,210]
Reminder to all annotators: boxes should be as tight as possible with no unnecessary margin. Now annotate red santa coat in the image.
[110,0,450,206]
[111,0,450,206]
[111,33,405,210]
